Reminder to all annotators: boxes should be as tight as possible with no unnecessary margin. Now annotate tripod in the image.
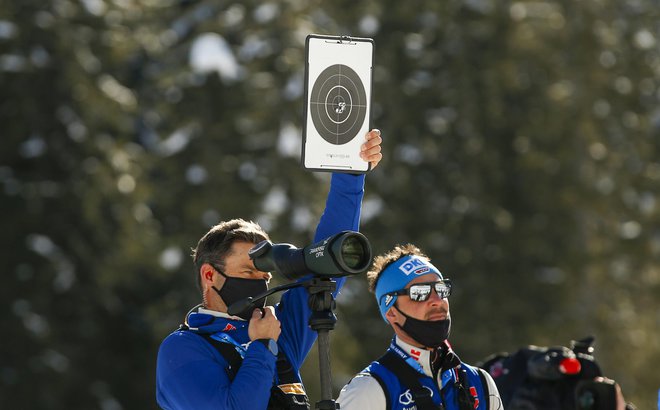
[227,277,342,409]
[304,278,340,410]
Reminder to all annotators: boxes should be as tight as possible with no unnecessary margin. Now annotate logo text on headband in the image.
[398,257,431,276]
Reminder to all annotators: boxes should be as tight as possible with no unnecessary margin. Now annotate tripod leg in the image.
[317,330,333,401]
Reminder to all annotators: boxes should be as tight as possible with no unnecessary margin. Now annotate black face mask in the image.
[394,305,451,348]
[212,270,267,320]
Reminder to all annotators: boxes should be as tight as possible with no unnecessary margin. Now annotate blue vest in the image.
[364,347,490,410]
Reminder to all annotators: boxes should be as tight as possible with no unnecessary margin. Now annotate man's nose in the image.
[427,288,443,304]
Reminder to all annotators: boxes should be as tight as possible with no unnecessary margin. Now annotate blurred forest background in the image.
[1,0,659,408]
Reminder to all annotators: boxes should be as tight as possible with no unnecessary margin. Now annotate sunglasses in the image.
[388,279,452,302]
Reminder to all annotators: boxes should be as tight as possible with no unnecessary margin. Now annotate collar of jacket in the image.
[184,304,249,335]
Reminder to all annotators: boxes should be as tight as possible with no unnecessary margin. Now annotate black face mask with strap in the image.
[212,269,267,320]
[393,305,451,349]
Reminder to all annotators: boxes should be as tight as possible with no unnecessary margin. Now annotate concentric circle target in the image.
[310,64,367,145]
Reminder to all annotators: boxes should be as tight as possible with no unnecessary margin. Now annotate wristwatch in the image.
[256,338,279,356]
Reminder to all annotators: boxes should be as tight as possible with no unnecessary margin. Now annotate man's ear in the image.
[200,263,216,286]
[385,305,399,326]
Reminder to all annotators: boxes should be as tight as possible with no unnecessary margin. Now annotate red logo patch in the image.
[469,386,479,409]
[222,323,236,332]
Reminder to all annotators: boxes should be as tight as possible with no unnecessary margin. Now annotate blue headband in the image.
[374,255,443,321]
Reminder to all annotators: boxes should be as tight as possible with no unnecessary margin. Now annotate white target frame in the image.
[302,34,374,173]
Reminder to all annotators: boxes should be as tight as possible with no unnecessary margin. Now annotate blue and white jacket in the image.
[338,337,501,410]
[156,173,366,410]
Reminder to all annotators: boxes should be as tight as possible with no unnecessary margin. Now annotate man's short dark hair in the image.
[366,244,429,293]
[192,218,269,293]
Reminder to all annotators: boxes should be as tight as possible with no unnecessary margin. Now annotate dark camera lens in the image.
[340,235,368,270]
[575,378,617,410]
[576,389,596,409]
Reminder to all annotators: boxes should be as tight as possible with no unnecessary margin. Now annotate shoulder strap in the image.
[178,323,244,380]
[378,350,443,410]
[268,352,310,410]
[455,367,476,410]
[199,333,243,380]
[477,369,490,410]
[367,371,392,410]
[275,351,300,384]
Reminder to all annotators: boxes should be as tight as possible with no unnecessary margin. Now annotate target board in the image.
[302,35,374,173]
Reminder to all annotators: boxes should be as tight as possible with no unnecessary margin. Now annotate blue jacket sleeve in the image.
[313,173,365,243]
[277,173,365,371]
[156,331,277,410]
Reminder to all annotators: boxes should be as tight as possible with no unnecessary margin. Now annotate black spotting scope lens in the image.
[341,235,366,270]
[332,233,371,274]
[249,231,372,279]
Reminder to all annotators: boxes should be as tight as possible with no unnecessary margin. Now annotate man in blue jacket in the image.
[156,129,382,410]
[337,244,502,410]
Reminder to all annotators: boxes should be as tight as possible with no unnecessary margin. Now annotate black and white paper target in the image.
[309,64,367,145]
[302,35,373,172]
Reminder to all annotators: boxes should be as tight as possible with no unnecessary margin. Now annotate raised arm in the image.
[277,129,382,369]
